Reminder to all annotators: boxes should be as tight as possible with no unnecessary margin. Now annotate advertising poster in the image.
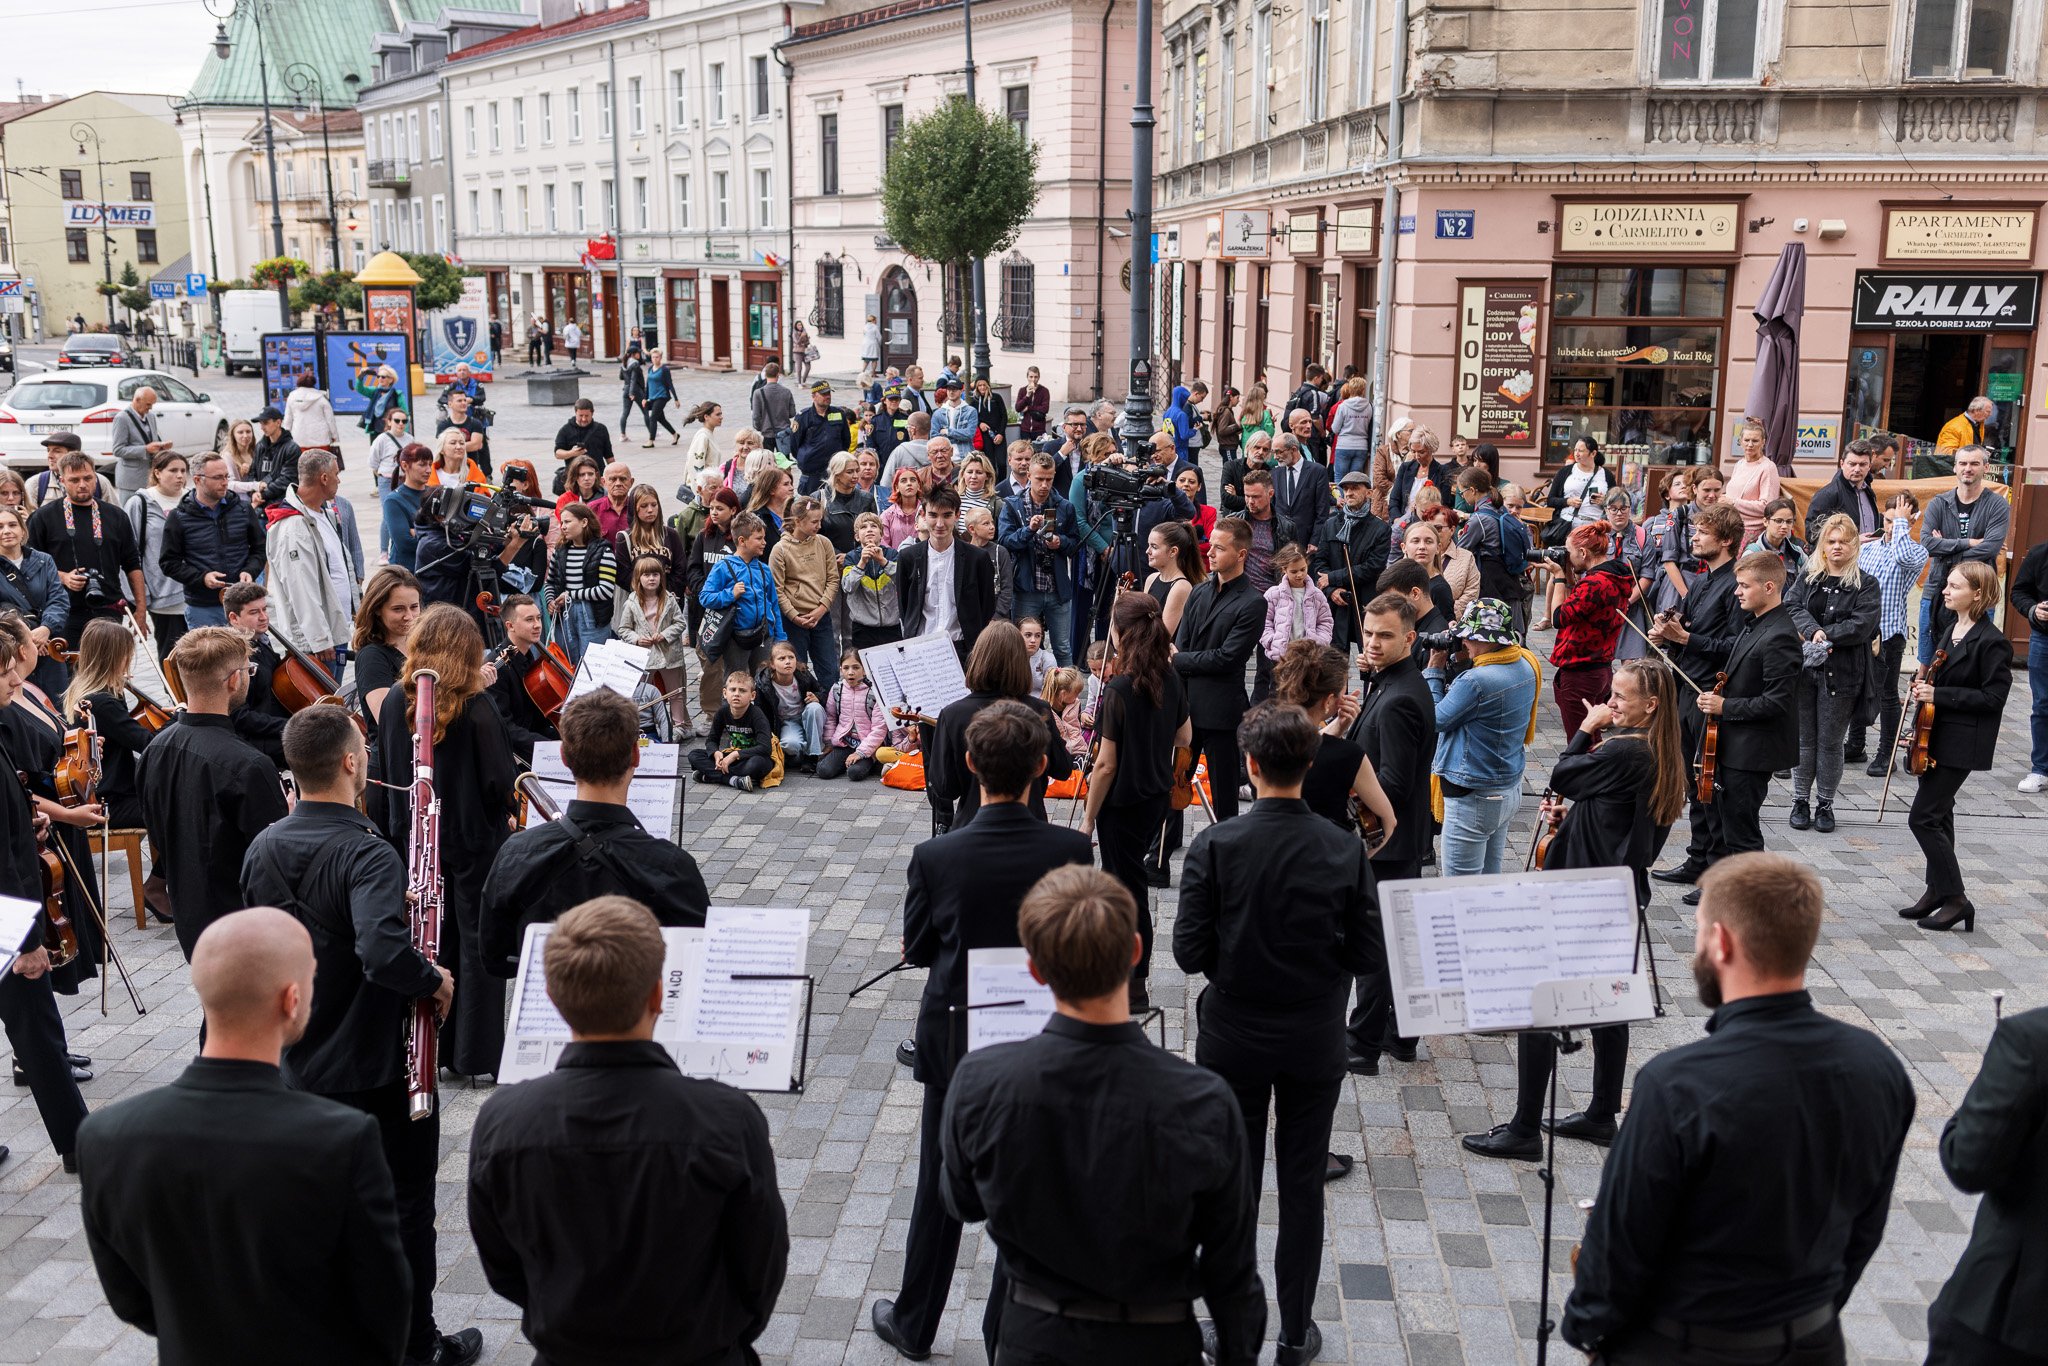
[260,333,320,413]
[1453,282,1541,445]
[325,333,409,416]
[425,275,494,382]
[362,286,414,337]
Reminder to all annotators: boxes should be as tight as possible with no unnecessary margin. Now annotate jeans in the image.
[779,702,827,758]
[2030,632,2048,777]
[1441,784,1522,876]
[1793,674,1857,803]
[1012,589,1074,666]
[1332,446,1371,482]
[558,600,605,664]
[782,613,839,675]
[1919,590,1938,667]
[183,602,227,629]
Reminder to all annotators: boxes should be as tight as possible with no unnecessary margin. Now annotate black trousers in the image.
[1599,1317,1844,1366]
[687,749,774,782]
[1511,1024,1628,1131]
[1349,856,1420,1058]
[895,1081,963,1354]
[0,967,86,1158]
[645,398,679,440]
[1189,724,1243,824]
[1097,791,1169,983]
[1195,994,1341,1348]
[1911,764,1973,900]
[815,746,877,781]
[441,886,504,1078]
[326,1080,442,1358]
[1716,765,1772,859]
[995,1301,1202,1366]
[1865,632,1908,754]
[1925,1308,2048,1366]
[1681,711,1723,862]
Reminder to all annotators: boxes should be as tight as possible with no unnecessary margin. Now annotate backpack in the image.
[1480,503,1530,577]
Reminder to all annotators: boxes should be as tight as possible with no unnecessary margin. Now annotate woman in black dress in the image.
[63,619,155,832]
[1268,639,1397,840]
[1462,657,1686,1161]
[1904,561,2014,933]
[927,621,1075,830]
[1080,592,1190,1009]
[352,567,421,830]
[1141,520,1204,636]
[376,604,517,1078]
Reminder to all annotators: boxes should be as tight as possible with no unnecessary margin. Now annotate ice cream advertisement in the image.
[1454,281,1542,445]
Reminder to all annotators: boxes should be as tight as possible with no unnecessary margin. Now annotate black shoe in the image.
[1461,1124,1542,1161]
[60,1150,75,1175]
[1145,863,1171,888]
[1843,747,1868,765]
[1276,1322,1323,1365]
[1866,753,1891,777]
[1387,1042,1419,1063]
[1128,980,1151,1014]
[13,1060,91,1085]
[0,1144,10,1167]
[1681,886,1703,906]
[1324,1152,1354,1182]
[1923,898,1976,933]
[67,1053,89,1068]
[1898,890,1943,920]
[1651,858,1708,885]
[894,1039,916,1068]
[1774,768,1792,780]
[1788,798,1811,830]
[871,1299,931,1361]
[405,1329,483,1366]
[1345,1052,1381,1077]
[1541,1111,1618,1147]
[1813,801,1835,834]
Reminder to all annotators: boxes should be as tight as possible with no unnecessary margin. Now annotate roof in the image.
[785,0,962,44]
[182,0,527,109]
[445,0,650,66]
[275,109,366,135]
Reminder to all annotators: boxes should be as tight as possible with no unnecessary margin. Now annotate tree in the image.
[294,270,362,317]
[115,262,150,320]
[400,252,470,312]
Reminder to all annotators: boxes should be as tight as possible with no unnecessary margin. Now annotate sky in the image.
[0,0,221,102]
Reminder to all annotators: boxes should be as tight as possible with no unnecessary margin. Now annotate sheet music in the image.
[965,947,1055,1051]
[686,906,807,1041]
[520,740,683,842]
[1451,885,1564,1031]
[0,896,39,977]
[567,639,651,703]
[860,632,969,719]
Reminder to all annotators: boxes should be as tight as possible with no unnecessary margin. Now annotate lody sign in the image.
[1851,271,2040,331]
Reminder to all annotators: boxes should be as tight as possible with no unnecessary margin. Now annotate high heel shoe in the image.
[1922,898,1976,933]
[1897,890,1942,920]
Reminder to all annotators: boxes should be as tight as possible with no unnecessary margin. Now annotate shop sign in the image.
[1453,280,1542,445]
[1334,205,1378,255]
[1320,275,1340,368]
[1220,210,1269,259]
[1989,372,2023,402]
[1397,215,1415,235]
[1556,200,1740,255]
[1851,271,2040,331]
[1287,213,1321,255]
[63,202,154,228]
[1882,205,2037,265]
[1795,417,1840,463]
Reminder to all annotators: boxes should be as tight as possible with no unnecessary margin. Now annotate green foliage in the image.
[207,278,249,295]
[116,262,142,289]
[250,256,311,288]
[94,281,121,298]
[294,270,363,315]
[879,98,1039,267]
[119,286,151,315]
[399,253,470,313]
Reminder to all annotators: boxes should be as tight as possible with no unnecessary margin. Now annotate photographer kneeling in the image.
[1425,598,1541,877]
[1547,522,1636,735]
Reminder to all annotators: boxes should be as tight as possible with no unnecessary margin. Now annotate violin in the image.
[1169,744,1199,811]
[889,704,939,727]
[1901,648,1948,777]
[1528,787,1562,871]
[127,689,176,733]
[13,781,76,969]
[1694,671,1728,806]
[53,715,100,809]
[38,636,77,665]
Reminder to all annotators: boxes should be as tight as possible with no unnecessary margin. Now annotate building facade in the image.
[1157,0,2048,485]
[784,0,1144,402]
[247,110,368,276]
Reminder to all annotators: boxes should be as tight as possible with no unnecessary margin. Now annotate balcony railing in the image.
[366,158,412,189]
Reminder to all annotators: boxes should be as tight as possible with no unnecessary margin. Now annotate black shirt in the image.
[353,642,405,733]
[552,418,614,472]
[1675,558,1741,692]
[1562,991,1914,1350]
[28,495,141,621]
[1098,670,1187,802]
[941,1016,1266,1364]
[136,712,289,961]
[1300,733,1365,830]
[467,1041,788,1366]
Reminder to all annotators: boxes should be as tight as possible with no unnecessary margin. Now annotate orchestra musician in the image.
[350,568,422,832]
[136,628,289,961]
[479,691,709,974]
[60,620,155,836]
[1463,659,1686,1161]
[375,604,517,1080]
[1078,591,1190,1013]
[483,594,558,763]
[240,706,474,1366]
[1902,561,2014,934]
[0,611,90,1171]
[1648,502,1744,891]
[926,621,1075,830]
[223,581,291,767]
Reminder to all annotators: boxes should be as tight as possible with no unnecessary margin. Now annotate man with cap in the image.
[252,407,303,507]
[790,380,857,496]
[1310,471,1392,654]
[32,432,111,506]
[871,383,914,466]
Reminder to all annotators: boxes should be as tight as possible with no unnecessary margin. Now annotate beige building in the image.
[248,110,368,276]
[1158,0,2048,485]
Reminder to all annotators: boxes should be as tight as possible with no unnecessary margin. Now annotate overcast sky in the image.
[0,0,219,103]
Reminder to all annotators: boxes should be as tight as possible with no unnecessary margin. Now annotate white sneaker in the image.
[2019,772,2048,794]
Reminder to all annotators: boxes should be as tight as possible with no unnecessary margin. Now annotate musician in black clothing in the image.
[926,622,1075,829]
[63,618,154,830]
[1174,703,1378,1366]
[1902,561,2014,934]
[1564,854,1913,1365]
[1649,502,1744,888]
[216,582,291,767]
[480,692,708,974]
[942,866,1266,1366]
[483,595,558,762]
[1374,557,1449,638]
[1347,593,1436,1073]
[1171,518,1265,825]
[240,705,476,1366]
[874,701,1094,1363]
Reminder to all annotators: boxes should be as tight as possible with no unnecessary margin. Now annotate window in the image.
[139,229,163,263]
[568,87,583,140]
[633,176,648,229]
[1544,265,1728,465]
[491,187,504,232]
[602,179,616,230]
[1004,86,1029,142]
[754,167,773,227]
[487,102,500,151]
[599,81,612,139]
[671,70,688,125]
[1220,32,1237,153]
[673,173,692,229]
[129,171,152,200]
[752,55,771,119]
[464,106,476,155]
[573,182,587,231]
[412,201,425,251]
[1656,0,1763,81]
[353,241,366,270]
[513,97,526,149]
[59,169,81,200]
[349,157,360,195]
[469,189,481,232]
[1352,0,1375,105]
[1252,5,1272,129]
[544,184,558,231]
[283,160,296,196]
[540,93,553,143]
[408,110,421,161]
[1192,47,1208,157]
[817,259,844,336]
[428,106,442,158]
[820,114,840,194]
[1305,0,1329,121]
[369,201,381,246]
[883,103,904,164]
[1909,0,2015,79]
[629,76,644,135]
[709,64,726,123]
[712,170,729,228]
[431,196,447,252]
[518,185,531,231]
[1001,257,1035,350]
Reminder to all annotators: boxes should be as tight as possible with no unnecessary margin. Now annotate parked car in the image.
[0,334,14,373]
[0,369,228,472]
[57,334,131,368]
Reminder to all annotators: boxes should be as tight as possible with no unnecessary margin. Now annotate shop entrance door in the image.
[709,279,732,367]
[1845,329,2029,478]
[1218,263,1236,393]
[879,267,918,372]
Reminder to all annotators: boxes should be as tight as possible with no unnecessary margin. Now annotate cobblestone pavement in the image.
[0,351,2037,1363]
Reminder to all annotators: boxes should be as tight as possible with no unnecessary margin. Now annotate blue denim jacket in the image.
[1424,654,1537,790]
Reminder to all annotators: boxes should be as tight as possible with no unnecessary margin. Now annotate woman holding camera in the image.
[1547,522,1635,736]
[1786,512,1880,834]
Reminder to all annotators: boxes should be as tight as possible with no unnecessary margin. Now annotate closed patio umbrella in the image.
[1745,242,1806,476]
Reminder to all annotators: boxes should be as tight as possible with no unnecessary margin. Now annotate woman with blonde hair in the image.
[224,418,261,497]
[1786,511,1880,834]
[62,618,153,830]
[954,452,999,532]
[374,602,516,1075]
[428,424,486,487]
[1238,384,1276,442]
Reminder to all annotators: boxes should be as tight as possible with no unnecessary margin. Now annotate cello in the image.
[271,633,350,713]
[478,591,575,725]
[1694,671,1728,806]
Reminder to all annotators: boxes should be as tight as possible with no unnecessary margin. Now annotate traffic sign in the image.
[185,272,207,295]
[149,282,177,300]
[0,281,19,298]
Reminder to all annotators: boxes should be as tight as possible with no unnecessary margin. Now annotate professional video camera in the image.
[423,475,544,550]
[1081,459,1175,506]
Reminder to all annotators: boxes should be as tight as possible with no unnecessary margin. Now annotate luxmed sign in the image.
[62,202,154,228]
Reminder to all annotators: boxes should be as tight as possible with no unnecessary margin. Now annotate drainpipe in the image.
[773,15,796,370]
[608,39,629,358]
[1091,0,1115,400]
[1368,0,1411,450]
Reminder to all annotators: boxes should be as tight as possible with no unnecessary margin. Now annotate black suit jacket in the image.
[1928,614,2015,772]
[1269,458,1333,545]
[1172,572,1265,729]
[1714,605,1802,774]
[1350,654,1434,865]
[903,802,1092,1088]
[895,538,996,651]
[1803,471,1880,542]
[1932,1005,2048,1356]
[76,1059,410,1366]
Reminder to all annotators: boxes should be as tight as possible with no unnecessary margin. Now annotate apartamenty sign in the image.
[63,202,155,228]
[1555,199,1740,255]
[1882,204,2038,265]
[1851,271,2041,331]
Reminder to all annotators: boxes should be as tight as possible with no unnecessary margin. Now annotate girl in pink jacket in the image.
[1261,543,1335,661]
[818,650,892,781]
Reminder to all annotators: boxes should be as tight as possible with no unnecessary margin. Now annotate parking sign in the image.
[185,272,207,296]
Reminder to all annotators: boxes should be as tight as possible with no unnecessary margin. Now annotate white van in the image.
[218,289,285,376]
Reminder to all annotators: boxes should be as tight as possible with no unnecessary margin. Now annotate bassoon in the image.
[405,669,444,1121]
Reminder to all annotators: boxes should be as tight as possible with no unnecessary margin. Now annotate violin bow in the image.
[1612,575,1705,697]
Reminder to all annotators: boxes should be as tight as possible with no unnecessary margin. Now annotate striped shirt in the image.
[1856,516,1930,641]
[551,539,617,605]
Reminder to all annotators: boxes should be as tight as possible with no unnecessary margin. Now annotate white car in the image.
[0,369,228,473]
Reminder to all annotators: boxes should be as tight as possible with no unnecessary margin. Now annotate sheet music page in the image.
[1450,883,1563,1032]
[965,947,1055,1051]
[1547,878,1640,977]
[521,740,681,841]
[498,924,574,1082]
[863,632,969,719]
[0,896,39,977]
[567,639,651,702]
[686,905,807,1042]
[857,644,906,718]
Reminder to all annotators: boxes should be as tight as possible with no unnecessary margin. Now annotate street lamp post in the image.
[70,123,116,331]
[282,63,359,276]
[960,0,990,383]
[1119,0,1156,464]
[207,0,291,328]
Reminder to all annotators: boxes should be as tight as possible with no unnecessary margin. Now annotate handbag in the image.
[1541,515,1574,549]
[699,600,736,658]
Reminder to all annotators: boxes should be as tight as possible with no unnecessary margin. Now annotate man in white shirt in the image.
[896,485,994,664]
[562,321,584,365]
